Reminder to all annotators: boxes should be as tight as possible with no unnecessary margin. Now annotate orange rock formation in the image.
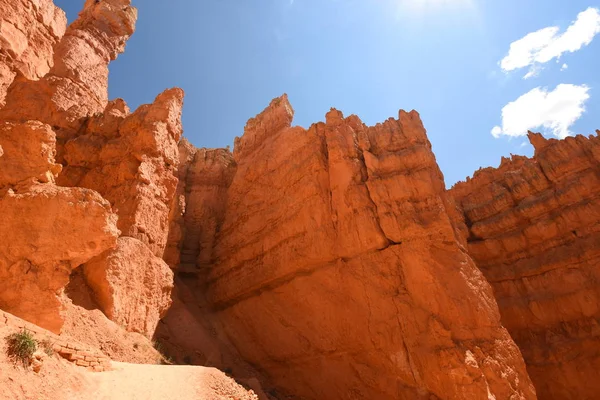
[0,0,66,105]
[450,132,600,400]
[185,96,534,399]
[0,0,174,338]
[2,1,600,399]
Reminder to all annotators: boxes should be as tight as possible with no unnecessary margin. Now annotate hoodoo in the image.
[1,1,599,399]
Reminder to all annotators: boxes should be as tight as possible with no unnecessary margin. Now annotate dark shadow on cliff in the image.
[64,268,101,311]
[153,273,273,399]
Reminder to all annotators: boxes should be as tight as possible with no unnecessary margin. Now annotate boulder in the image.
[83,237,174,338]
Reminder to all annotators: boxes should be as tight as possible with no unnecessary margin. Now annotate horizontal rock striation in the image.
[450,131,600,399]
[200,95,536,400]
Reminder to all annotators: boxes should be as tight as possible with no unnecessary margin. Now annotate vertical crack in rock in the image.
[201,96,537,400]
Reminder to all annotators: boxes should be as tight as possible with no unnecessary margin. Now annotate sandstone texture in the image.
[84,237,174,338]
[0,0,137,158]
[0,0,178,341]
[450,131,600,400]
[0,0,66,105]
[196,95,536,399]
[163,138,198,269]
[0,184,118,333]
[179,147,236,272]
[5,1,600,399]
[0,121,62,188]
[59,88,184,256]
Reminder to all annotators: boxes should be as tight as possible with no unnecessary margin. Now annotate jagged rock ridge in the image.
[450,131,600,400]
[2,1,600,400]
[0,0,176,338]
[170,95,536,400]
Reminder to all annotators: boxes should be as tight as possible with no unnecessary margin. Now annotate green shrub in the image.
[6,329,38,366]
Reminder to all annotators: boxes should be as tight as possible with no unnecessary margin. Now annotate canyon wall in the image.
[4,1,600,400]
[181,95,535,400]
[450,132,600,400]
[0,0,177,338]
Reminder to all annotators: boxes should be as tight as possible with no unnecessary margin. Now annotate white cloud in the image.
[491,83,590,139]
[561,63,569,71]
[500,7,600,78]
[523,64,543,79]
[491,126,502,138]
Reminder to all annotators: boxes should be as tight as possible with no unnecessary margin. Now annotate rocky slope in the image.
[0,2,257,399]
[450,132,600,400]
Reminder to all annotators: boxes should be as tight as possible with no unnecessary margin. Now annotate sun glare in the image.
[397,0,475,13]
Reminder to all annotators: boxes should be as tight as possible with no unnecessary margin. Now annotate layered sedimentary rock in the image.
[58,88,184,256]
[0,0,137,158]
[163,139,197,269]
[450,131,600,400]
[0,0,179,340]
[0,121,62,188]
[57,89,182,334]
[84,237,174,338]
[180,147,236,271]
[200,95,535,400]
[0,0,66,105]
[0,119,118,333]
[163,140,236,272]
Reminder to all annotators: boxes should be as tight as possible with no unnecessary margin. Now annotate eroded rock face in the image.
[0,121,62,189]
[163,138,198,269]
[0,0,176,342]
[0,116,118,333]
[58,88,184,256]
[0,184,118,333]
[0,0,66,105]
[83,237,174,338]
[450,131,600,400]
[0,0,137,155]
[203,95,535,400]
[179,147,236,272]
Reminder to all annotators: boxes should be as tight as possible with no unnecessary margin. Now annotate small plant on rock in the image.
[5,329,38,366]
[152,339,173,365]
[39,339,55,357]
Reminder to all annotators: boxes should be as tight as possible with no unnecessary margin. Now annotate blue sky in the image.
[54,0,600,186]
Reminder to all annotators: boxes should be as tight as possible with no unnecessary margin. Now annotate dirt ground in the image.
[1,320,259,400]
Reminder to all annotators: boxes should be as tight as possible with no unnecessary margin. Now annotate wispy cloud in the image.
[491,83,590,139]
[499,7,600,79]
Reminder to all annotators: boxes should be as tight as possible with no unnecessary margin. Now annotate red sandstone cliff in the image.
[450,131,600,400]
[3,1,600,400]
[0,0,175,339]
[165,95,535,399]
[0,0,66,105]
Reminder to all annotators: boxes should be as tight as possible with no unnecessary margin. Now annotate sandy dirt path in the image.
[86,362,259,400]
